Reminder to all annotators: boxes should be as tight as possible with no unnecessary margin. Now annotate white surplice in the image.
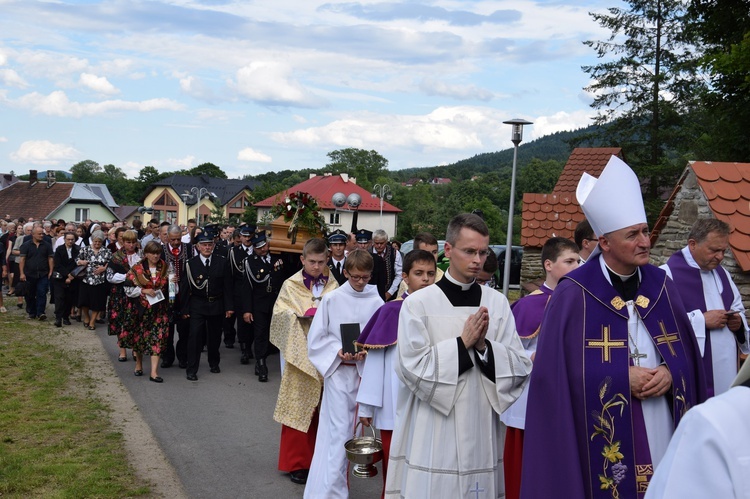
[645,386,750,498]
[304,282,383,499]
[357,346,399,430]
[385,278,532,499]
[662,247,750,395]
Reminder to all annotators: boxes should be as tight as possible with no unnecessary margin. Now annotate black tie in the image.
[205,258,210,269]
[336,262,341,274]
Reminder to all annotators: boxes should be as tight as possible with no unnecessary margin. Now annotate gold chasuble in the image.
[270,270,338,431]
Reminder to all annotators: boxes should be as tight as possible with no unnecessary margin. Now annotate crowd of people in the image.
[2,156,749,498]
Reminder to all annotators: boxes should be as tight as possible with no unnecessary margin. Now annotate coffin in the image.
[268,216,323,254]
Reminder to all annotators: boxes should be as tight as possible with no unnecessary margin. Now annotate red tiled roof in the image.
[0,181,74,220]
[521,147,623,248]
[653,161,750,271]
[254,174,401,213]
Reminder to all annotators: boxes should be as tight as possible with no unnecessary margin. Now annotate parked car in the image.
[436,244,524,289]
[399,239,445,255]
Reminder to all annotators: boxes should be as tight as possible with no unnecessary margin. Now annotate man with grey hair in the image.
[19,225,54,320]
[371,229,402,301]
[662,218,749,397]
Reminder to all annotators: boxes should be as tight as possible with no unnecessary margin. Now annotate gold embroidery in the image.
[636,464,653,492]
[654,321,680,357]
[586,326,627,363]
[635,295,650,308]
[611,296,626,310]
[591,376,628,497]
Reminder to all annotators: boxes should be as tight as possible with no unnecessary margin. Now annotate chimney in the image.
[46,170,56,188]
[29,170,38,188]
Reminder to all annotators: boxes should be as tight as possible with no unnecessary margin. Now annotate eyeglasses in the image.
[454,247,491,258]
[348,274,371,282]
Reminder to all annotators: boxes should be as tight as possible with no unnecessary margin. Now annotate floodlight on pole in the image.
[371,184,391,228]
[501,118,533,296]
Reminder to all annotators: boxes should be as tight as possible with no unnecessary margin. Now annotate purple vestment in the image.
[357,299,404,348]
[666,249,734,397]
[510,285,552,339]
[521,255,706,499]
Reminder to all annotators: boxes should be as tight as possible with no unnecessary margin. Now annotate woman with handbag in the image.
[52,231,80,326]
[106,230,141,362]
[124,241,170,382]
[76,230,112,330]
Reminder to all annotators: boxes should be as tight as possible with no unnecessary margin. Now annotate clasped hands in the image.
[461,306,489,352]
[629,364,672,400]
[705,309,742,331]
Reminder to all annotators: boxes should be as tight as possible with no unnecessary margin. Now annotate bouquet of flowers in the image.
[264,191,328,243]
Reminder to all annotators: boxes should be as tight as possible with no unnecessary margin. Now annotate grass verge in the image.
[0,313,149,498]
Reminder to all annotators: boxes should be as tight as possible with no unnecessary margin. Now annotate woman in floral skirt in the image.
[107,230,141,362]
[124,241,170,383]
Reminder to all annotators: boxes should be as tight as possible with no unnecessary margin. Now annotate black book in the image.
[340,323,360,355]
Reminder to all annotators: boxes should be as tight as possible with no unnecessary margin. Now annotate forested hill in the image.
[394,125,600,181]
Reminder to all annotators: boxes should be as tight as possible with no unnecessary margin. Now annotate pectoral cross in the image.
[630,346,647,366]
[469,481,485,499]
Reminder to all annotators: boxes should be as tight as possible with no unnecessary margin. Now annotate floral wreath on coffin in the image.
[262,191,328,243]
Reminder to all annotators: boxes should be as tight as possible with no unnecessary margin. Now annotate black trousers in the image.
[237,318,254,346]
[187,312,223,375]
[252,309,271,360]
[222,315,236,346]
[163,316,189,365]
[52,279,74,320]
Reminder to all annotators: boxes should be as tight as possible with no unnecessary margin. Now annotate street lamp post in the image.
[371,183,392,228]
[501,118,533,296]
[182,187,216,225]
[332,192,362,233]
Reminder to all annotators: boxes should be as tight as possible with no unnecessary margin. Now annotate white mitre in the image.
[576,155,647,238]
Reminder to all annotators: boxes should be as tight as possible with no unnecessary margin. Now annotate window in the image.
[75,208,90,222]
[155,192,177,206]
[166,210,177,223]
[329,212,340,225]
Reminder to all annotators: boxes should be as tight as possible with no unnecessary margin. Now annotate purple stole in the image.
[356,298,404,348]
[666,250,733,397]
[510,285,552,339]
[521,255,705,499]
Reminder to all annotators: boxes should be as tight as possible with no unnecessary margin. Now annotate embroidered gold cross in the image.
[654,321,680,357]
[586,326,627,363]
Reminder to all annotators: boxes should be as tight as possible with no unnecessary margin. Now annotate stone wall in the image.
[650,168,750,314]
[520,248,544,290]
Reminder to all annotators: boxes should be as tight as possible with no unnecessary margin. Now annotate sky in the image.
[0,0,620,179]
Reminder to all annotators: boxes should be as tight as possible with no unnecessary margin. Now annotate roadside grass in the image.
[0,313,149,498]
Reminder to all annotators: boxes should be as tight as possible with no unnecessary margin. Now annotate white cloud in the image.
[530,110,594,139]
[10,140,81,165]
[79,73,119,95]
[237,147,272,163]
[0,52,6,66]
[419,78,497,101]
[121,160,142,178]
[230,61,327,108]
[3,90,184,117]
[0,136,7,143]
[166,155,195,168]
[0,68,28,88]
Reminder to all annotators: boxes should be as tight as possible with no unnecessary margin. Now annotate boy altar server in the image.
[356,249,438,497]
[500,236,579,499]
[269,238,339,485]
[304,249,384,498]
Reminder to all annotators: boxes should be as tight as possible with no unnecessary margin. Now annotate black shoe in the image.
[62,318,71,325]
[54,319,62,327]
[27,314,36,320]
[74,315,82,322]
[178,361,188,369]
[289,469,309,484]
[240,352,250,365]
[256,359,268,382]
[96,318,105,324]
[210,366,221,374]
[38,314,47,321]
[134,370,144,377]
[149,376,164,383]
[186,373,198,381]
[161,361,173,368]
[224,342,235,349]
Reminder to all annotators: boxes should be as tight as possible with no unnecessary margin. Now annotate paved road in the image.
[96,326,383,499]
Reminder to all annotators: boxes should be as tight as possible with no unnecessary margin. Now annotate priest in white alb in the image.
[385,213,532,499]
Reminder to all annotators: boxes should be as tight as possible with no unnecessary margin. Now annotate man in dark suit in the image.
[229,225,257,364]
[240,232,284,382]
[162,224,193,368]
[326,229,347,286]
[355,229,388,301]
[179,228,234,381]
[51,231,79,327]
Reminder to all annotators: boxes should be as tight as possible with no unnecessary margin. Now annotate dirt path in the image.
[46,321,186,499]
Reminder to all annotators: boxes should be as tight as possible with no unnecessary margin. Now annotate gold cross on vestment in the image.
[654,321,680,357]
[586,326,627,363]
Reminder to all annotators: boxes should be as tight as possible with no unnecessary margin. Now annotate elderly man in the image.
[662,219,749,397]
[19,225,54,320]
[521,156,706,498]
[371,229,402,301]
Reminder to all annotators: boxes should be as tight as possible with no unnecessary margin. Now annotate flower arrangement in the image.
[264,191,328,243]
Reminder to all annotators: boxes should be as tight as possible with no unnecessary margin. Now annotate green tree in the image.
[323,148,388,189]
[137,166,164,185]
[183,162,228,179]
[70,160,102,183]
